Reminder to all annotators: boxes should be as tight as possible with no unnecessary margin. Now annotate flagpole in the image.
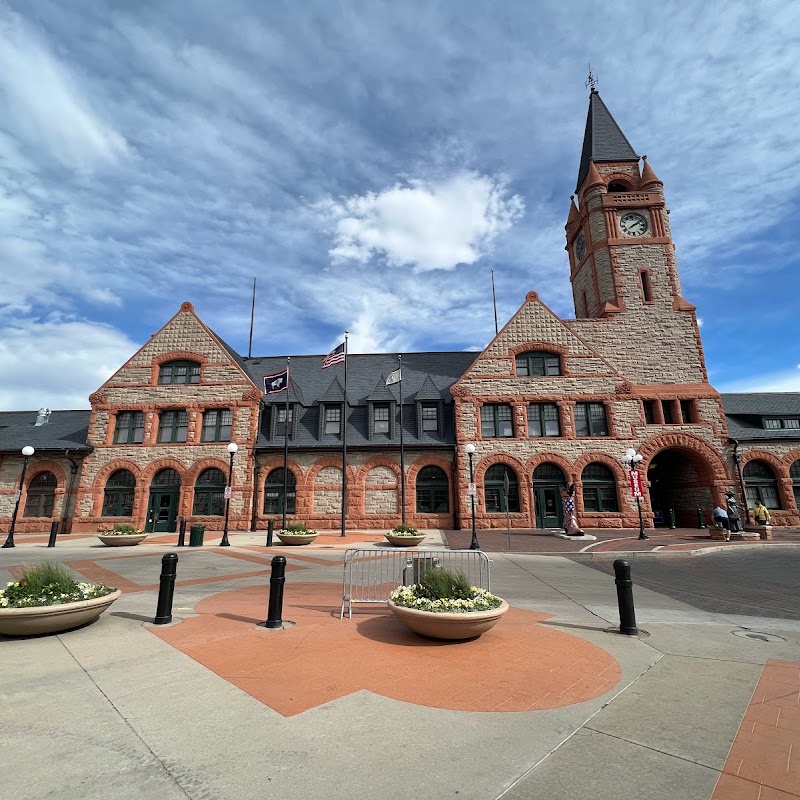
[398,354,406,525]
[341,331,349,537]
[491,269,499,335]
[282,356,290,530]
[248,276,257,358]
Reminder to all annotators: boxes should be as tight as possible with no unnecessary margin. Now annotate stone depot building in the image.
[2,91,799,535]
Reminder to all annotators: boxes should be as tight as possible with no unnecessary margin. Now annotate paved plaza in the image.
[1,530,799,799]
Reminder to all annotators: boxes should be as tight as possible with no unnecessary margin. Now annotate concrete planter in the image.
[275,533,318,546]
[0,589,122,636]
[387,598,509,640]
[384,533,426,547]
[97,534,148,547]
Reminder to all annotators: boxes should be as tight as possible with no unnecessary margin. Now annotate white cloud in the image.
[318,172,525,271]
[0,316,138,410]
[715,365,800,394]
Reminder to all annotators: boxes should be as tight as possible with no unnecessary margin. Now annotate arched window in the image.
[581,463,619,512]
[158,360,201,385]
[791,460,800,511]
[484,464,520,513]
[151,468,181,488]
[102,469,136,517]
[23,471,57,517]
[193,468,226,516]
[264,468,296,515]
[515,351,561,377]
[416,466,449,513]
[532,463,566,483]
[743,461,781,509]
[608,181,631,193]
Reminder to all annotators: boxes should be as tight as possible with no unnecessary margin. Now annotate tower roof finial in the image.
[585,65,597,94]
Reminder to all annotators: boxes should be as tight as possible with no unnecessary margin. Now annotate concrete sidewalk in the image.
[1,536,798,799]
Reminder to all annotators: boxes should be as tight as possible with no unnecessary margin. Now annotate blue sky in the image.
[1,0,798,410]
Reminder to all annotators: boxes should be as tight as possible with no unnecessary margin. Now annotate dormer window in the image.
[324,406,341,435]
[158,360,201,385]
[516,351,561,377]
[372,404,390,434]
[764,418,800,430]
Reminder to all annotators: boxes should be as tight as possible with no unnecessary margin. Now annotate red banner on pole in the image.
[629,469,643,497]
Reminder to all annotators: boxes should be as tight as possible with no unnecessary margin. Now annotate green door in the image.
[534,485,563,529]
[146,491,179,532]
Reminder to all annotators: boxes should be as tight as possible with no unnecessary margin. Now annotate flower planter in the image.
[384,533,426,547]
[97,533,148,547]
[275,533,319,546]
[0,589,122,636]
[387,598,509,640]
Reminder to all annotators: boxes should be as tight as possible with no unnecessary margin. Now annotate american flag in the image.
[321,342,345,369]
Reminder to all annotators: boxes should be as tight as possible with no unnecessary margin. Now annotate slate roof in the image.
[576,91,639,192]
[0,410,91,454]
[723,393,800,441]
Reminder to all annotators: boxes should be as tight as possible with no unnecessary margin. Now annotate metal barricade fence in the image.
[340,548,493,619]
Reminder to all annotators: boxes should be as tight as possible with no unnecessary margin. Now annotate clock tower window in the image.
[608,180,631,193]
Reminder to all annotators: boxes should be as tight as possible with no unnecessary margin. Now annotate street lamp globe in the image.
[22,445,34,457]
[621,447,648,541]
[465,443,475,456]
[227,442,238,454]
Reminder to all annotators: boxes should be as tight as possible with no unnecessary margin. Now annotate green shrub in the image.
[0,562,115,608]
[389,523,420,536]
[112,523,139,534]
[415,567,472,601]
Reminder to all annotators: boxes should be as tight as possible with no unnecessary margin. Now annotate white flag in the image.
[386,368,401,386]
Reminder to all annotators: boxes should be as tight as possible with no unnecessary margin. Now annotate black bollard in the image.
[668,508,677,529]
[177,516,187,547]
[154,553,178,625]
[47,520,59,548]
[265,555,286,629]
[696,508,706,529]
[613,559,639,635]
[266,519,274,548]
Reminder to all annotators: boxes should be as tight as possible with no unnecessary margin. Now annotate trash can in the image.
[189,525,205,547]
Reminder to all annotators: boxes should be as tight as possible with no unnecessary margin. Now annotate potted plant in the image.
[384,523,426,547]
[387,566,508,640]
[275,522,319,546]
[97,523,148,547]
[0,562,121,636]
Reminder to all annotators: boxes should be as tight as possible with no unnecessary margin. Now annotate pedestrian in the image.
[713,504,731,541]
[753,500,771,527]
[725,491,741,533]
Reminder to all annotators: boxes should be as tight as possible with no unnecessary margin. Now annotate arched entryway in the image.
[646,448,717,527]
[146,468,181,532]
[532,463,565,529]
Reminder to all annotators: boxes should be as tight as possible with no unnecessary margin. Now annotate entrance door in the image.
[146,491,178,532]
[534,485,563,529]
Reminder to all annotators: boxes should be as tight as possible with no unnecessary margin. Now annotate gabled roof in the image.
[366,377,397,402]
[320,376,347,403]
[576,91,639,192]
[0,410,91,454]
[414,375,442,402]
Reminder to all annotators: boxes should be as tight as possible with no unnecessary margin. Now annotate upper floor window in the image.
[276,406,294,438]
[764,418,800,430]
[481,403,514,438]
[679,400,694,424]
[324,406,341,435]
[662,400,675,425]
[643,400,656,424]
[575,402,609,437]
[515,351,561,377]
[201,409,232,442]
[114,411,144,444]
[527,403,560,437]
[421,403,439,433]
[158,360,201,385]
[158,410,188,443]
[372,403,390,434]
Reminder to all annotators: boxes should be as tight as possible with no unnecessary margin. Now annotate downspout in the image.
[732,440,751,525]
[62,450,80,534]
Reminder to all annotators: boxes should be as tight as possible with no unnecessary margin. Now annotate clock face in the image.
[619,212,648,237]
[575,233,586,261]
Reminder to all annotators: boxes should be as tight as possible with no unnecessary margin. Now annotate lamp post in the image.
[732,440,751,525]
[622,447,649,540]
[3,446,34,549]
[220,442,238,547]
[465,443,480,550]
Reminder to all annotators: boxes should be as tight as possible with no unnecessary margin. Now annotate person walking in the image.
[725,491,741,533]
[713,504,731,541]
[753,500,771,527]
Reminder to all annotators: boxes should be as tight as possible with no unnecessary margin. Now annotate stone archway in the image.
[646,448,717,527]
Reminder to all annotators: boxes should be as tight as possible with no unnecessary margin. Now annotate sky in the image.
[1,0,799,410]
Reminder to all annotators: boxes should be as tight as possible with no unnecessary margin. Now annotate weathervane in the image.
[585,65,597,93]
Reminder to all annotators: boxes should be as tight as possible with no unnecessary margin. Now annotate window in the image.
[114,411,144,444]
[662,401,675,425]
[679,400,694,424]
[581,463,619,512]
[643,401,656,425]
[527,403,561,437]
[23,471,57,517]
[743,460,781,509]
[201,409,233,442]
[324,406,341,435]
[764,418,800,429]
[640,270,653,302]
[484,465,520,513]
[275,406,294,438]
[481,404,514,438]
[151,468,180,488]
[421,403,439,433]
[193,468,226,516]
[102,469,135,517]
[763,419,781,430]
[608,181,631,193]
[515,351,561,377]
[415,466,449,513]
[574,403,608,436]
[158,410,188,443]
[373,404,390,434]
[263,468,296,514]
[158,360,201,385]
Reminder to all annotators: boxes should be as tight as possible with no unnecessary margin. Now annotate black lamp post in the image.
[3,446,34,549]
[220,442,238,547]
[622,447,649,540]
[465,443,480,550]
[732,440,751,525]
